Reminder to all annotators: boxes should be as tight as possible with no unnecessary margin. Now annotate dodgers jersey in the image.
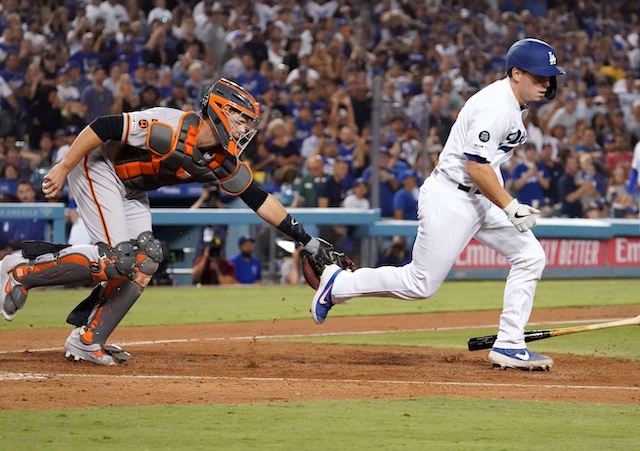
[437,77,528,187]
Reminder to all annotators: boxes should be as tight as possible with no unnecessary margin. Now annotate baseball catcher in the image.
[300,238,357,290]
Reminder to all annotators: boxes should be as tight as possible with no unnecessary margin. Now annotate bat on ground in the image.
[467,315,640,351]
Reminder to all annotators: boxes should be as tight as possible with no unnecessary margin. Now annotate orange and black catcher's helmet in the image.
[200,78,260,161]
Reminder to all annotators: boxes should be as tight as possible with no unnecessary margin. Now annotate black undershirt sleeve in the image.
[89,115,125,142]
[239,181,269,211]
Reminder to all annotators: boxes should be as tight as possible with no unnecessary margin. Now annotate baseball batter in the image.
[311,38,566,371]
[0,79,333,365]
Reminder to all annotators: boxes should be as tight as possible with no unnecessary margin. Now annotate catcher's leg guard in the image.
[2,243,106,320]
[77,232,164,346]
[80,277,144,345]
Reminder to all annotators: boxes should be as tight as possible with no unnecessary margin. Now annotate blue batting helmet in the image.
[505,38,565,99]
[505,38,565,76]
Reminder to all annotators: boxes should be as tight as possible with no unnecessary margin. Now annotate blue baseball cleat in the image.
[489,347,553,371]
[310,264,342,324]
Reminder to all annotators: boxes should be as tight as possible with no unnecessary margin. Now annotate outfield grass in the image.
[0,398,638,451]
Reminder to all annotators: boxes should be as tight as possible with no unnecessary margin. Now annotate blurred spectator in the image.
[68,32,101,74]
[185,61,206,104]
[292,102,315,149]
[292,155,325,208]
[300,116,327,161]
[139,84,161,109]
[147,0,172,27]
[379,78,404,126]
[110,72,139,114]
[160,79,192,110]
[229,235,261,285]
[577,87,607,125]
[605,134,634,174]
[264,117,302,170]
[220,45,247,80]
[406,75,434,133]
[362,145,406,218]
[270,163,299,207]
[191,236,236,286]
[573,127,604,163]
[318,156,349,208]
[155,66,174,99]
[539,142,564,206]
[609,108,633,145]
[607,166,632,218]
[308,40,336,81]
[547,92,579,136]
[238,52,269,99]
[318,156,350,248]
[576,153,608,208]
[376,235,412,267]
[0,74,21,137]
[343,177,370,210]
[558,152,595,218]
[511,143,550,209]
[396,121,422,169]
[28,85,64,148]
[0,181,46,247]
[428,94,454,145]
[285,60,320,87]
[393,169,419,220]
[81,65,114,123]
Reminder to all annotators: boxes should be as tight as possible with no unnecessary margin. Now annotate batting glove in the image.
[503,198,539,233]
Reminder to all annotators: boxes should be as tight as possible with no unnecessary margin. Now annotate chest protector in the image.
[114,112,253,195]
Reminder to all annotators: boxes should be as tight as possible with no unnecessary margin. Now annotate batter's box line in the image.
[0,317,628,355]
[0,371,639,392]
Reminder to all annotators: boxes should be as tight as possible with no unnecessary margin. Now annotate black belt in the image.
[433,168,482,195]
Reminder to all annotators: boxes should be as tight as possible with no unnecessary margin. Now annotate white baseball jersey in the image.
[633,141,640,174]
[438,77,528,187]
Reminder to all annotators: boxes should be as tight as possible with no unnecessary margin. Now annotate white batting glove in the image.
[503,199,539,233]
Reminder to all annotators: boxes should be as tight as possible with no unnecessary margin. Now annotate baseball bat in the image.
[467,315,640,351]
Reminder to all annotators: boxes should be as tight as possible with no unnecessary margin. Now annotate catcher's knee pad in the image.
[98,232,164,287]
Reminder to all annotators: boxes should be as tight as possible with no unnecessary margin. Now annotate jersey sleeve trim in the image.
[464,152,489,164]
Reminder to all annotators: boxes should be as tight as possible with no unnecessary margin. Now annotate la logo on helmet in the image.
[548,51,557,65]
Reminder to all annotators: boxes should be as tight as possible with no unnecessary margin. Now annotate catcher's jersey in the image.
[102,107,221,191]
[437,77,528,187]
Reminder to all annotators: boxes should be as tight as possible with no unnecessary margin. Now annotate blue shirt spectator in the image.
[393,170,419,220]
[230,235,261,284]
[511,146,550,207]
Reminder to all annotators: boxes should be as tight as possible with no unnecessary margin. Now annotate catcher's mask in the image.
[199,78,260,163]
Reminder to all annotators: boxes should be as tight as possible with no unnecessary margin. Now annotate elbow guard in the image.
[239,181,268,211]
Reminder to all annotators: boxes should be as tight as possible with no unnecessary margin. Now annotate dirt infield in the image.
[1,305,639,410]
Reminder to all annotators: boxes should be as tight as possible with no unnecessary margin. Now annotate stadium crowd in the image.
[0,0,639,256]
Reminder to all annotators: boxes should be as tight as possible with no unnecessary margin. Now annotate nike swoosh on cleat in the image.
[515,351,530,360]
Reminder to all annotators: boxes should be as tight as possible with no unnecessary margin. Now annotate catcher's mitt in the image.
[301,238,357,289]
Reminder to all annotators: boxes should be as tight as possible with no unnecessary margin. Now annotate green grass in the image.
[2,278,639,330]
[0,398,638,451]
